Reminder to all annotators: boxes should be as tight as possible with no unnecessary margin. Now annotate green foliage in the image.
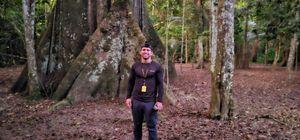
[0,0,54,67]
[147,0,210,62]
[256,46,274,64]
[234,10,244,47]
[0,0,25,67]
[234,0,299,64]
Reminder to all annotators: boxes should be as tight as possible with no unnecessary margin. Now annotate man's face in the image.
[140,47,153,60]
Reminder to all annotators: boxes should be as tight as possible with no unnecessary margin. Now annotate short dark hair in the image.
[141,43,153,50]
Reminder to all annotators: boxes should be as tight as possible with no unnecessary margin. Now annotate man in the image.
[125,43,164,140]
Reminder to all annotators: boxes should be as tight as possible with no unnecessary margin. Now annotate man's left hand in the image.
[155,102,163,110]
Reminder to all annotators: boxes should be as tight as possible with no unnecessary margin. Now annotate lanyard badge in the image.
[141,83,147,92]
[141,67,148,93]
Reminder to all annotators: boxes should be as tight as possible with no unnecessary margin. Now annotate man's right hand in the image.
[125,98,132,108]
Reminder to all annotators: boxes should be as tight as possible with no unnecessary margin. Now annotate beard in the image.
[142,56,150,60]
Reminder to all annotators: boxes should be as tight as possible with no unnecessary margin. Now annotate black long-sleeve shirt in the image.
[126,61,164,102]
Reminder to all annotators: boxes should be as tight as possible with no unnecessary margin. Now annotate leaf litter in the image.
[0,64,299,139]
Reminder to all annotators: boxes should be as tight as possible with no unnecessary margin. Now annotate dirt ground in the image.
[0,64,299,139]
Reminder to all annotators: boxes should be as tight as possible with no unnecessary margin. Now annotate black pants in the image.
[132,99,158,140]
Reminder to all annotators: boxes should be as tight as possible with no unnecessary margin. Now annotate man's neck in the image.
[141,58,152,63]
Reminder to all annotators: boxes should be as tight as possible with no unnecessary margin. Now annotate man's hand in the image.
[125,98,132,108]
[155,102,163,110]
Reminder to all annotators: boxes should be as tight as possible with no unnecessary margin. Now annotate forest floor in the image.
[0,64,299,140]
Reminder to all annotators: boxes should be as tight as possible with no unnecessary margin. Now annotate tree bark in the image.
[242,12,249,69]
[251,37,260,62]
[185,33,188,63]
[196,36,204,69]
[22,0,40,97]
[13,0,102,95]
[13,0,174,109]
[287,33,297,79]
[36,0,91,95]
[49,1,145,110]
[88,0,96,34]
[279,47,289,66]
[287,11,298,79]
[272,39,281,67]
[181,0,186,72]
[264,40,269,65]
[205,37,210,61]
[209,0,235,120]
[209,0,220,118]
[97,0,111,25]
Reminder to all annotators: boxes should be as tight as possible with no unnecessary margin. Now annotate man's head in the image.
[140,43,153,61]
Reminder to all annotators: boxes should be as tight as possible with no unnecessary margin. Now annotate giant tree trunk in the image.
[13,0,166,108]
[13,0,92,94]
[22,0,40,97]
[209,0,235,120]
[51,1,145,110]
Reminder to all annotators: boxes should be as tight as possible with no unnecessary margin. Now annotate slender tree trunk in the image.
[251,28,259,62]
[287,33,297,79]
[165,0,170,94]
[295,39,298,71]
[209,0,220,118]
[185,33,188,63]
[242,12,249,69]
[273,39,281,67]
[279,47,289,66]
[209,0,235,120]
[273,45,281,67]
[205,37,210,61]
[22,0,40,98]
[264,41,269,65]
[181,0,186,72]
[251,37,260,62]
[196,36,204,69]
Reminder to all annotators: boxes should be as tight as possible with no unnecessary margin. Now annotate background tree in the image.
[22,0,41,97]
[9,0,179,110]
[254,0,298,66]
[194,0,209,69]
[287,2,299,79]
[209,0,235,120]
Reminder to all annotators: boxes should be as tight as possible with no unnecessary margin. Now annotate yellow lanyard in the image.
[141,68,148,92]
[141,68,148,78]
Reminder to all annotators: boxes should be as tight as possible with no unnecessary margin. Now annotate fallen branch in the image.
[257,115,287,126]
